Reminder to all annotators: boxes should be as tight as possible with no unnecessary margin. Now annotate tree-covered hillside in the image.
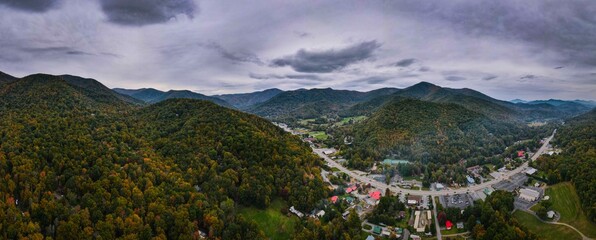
[114,88,233,108]
[248,88,398,121]
[534,109,596,222]
[343,98,523,165]
[0,74,326,239]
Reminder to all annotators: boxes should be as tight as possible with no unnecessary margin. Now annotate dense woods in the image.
[0,75,327,239]
[463,191,538,240]
[534,109,596,222]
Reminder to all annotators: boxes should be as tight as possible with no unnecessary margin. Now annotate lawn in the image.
[338,116,367,126]
[513,211,581,240]
[441,227,466,235]
[298,118,315,125]
[239,199,298,239]
[309,131,329,140]
[546,182,596,238]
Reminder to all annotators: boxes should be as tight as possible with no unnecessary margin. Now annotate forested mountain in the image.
[248,87,398,120]
[342,97,523,166]
[60,75,144,105]
[212,88,283,110]
[114,88,233,108]
[344,82,590,122]
[0,71,18,85]
[534,109,596,222]
[0,74,327,239]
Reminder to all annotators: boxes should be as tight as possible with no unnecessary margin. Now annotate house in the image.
[373,225,382,235]
[519,188,540,202]
[289,206,304,217]
[547,210,555,219]
[467,165,483,174]
[456,222,464,229]
[466,175,476,184]
[369,191,382,200]
[446,220,453,230]
[525,168,537,175]
[518,151,525,158]
[408,195,422,205]
[344,196,355,204]
[366,235,375,240]
[435,183,445,190]
[346,185,358,193]
[330,196,339,204]
[381,229,391,237]
[323,149,336,155]
[316,210,326,218]
[410,235,421,240]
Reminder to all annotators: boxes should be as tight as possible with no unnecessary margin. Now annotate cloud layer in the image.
[271,41,381,73]
[0,0,594,100]
[99,0,197,26]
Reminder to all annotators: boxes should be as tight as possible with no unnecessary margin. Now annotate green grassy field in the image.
[546,182,596,238]
[337,116,367,126]
[298,118,315,125]
[441,227,466,235]
[309,131,329,140]
[513,211,581,240]
[239,199,298,239]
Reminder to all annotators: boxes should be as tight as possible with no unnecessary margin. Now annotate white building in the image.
[289,206,304,217]
[519,188,540,202]
[525,168,537,175]
[547,210,555,219]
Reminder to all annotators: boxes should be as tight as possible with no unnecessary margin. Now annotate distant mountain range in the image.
[213,88,283,110]
[113,88,233,108]
[510,98,596,108]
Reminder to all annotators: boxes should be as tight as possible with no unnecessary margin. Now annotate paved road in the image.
[314,130,556,197]
[431,196,442,240]
[518,209,592,240]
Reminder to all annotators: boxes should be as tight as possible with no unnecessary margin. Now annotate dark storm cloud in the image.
[0,0,60,12]
[520,75,536,80]
[359,76,392,84]
[391,58,416,67]
[294,31,310,38]
[20,47,95,56]
[249,73,322,81]
[271,40,381,73]
[482,75,498,81]
[200,42,263,65]
[99,0,197,26]
[445,76,466,81]
[554,66,564,69]
[394,0,596,67]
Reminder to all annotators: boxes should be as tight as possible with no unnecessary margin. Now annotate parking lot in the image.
[440,193,474,209]
[514,187,544,210]
[492,173,528,192]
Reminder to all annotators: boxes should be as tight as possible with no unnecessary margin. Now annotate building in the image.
[346,185,358,193]
[466,175,476,184]
[373,225,382,235]
[410,235,421,240]
[366,235,375,240]
[518,150,525,158]
[413,210,432,232]
[289,206,304,217]
[323,149,336,155]
[382,159,411,165]
[408,195,422,205]
[330,196,339,204]
[316,210,325,218]
[369,191,382,201]
[456,222,464,229]
[547,210,555,219]
[435,183,445,190]
[525,167,537,175]
[519,188,540,202]
[446,220,453,230]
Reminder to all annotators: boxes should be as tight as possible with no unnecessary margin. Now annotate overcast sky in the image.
[1,0,595,100]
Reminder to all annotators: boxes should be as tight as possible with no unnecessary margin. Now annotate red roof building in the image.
[346,185,358,193]
[369,191,382,200]
[446,220,453,230]
[517,151,525,158]
[330,196,339,204]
